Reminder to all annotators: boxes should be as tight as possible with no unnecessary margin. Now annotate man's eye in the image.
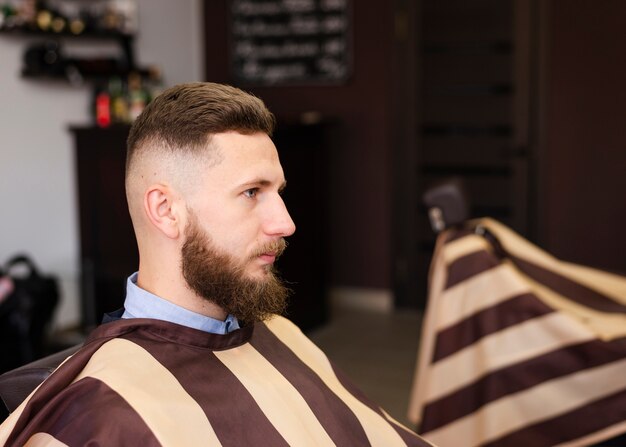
[243,188,259,198]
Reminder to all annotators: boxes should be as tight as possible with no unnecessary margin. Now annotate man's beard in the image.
[180,213,290,325]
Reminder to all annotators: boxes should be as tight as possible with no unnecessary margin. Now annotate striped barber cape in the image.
[0,314,431,447]
[407,218,626,447]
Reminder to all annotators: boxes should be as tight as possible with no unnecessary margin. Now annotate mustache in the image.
[251,239,288,259]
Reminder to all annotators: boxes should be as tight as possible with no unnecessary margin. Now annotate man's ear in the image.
[143,184,183,239]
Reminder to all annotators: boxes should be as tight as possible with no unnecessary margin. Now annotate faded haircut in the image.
[125,82,276,179]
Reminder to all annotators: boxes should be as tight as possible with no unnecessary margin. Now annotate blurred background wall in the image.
[0,0,204,329]
[203,0,397,301]
[1,0,626,333]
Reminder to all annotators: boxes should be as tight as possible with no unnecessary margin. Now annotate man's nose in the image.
[266,196,296,237]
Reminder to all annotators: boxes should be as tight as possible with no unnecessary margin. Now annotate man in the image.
[0,83,432,446]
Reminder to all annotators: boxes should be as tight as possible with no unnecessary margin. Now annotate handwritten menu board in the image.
[230,0,351,85]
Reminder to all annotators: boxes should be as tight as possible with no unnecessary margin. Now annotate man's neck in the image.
[136,269,228,321]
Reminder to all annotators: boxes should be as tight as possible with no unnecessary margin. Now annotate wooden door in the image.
[393,0,539,307]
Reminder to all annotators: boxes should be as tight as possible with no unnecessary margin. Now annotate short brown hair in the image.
[126,82,276,175]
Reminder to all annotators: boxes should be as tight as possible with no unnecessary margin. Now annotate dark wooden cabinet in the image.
[72,123,329,332]
[72,126,138,328]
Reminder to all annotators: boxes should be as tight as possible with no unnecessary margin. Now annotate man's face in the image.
[180,131,296,322]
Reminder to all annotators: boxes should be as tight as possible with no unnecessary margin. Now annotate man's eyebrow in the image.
[237,179,287,190]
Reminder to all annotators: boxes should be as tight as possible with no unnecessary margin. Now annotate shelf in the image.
[20,67,154,88]
[0,26,133,40]
[1,24,150,84]
[21,67,151,84]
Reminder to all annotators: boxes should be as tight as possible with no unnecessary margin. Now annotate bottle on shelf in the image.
[35,7,52,31]
[0,0,139,35]
[50,14,65,33]
[92,68,161,127]
[68,14,84,35]
[94,85,111,128]
[127,71,147,121]
[109,0,137,34]
[100,4,121,33]
[0,0,35,30]
[33,2,69,33]
[108,75,129,124]
[0,4,16,29]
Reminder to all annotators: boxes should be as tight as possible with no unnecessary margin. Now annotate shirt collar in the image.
[121,272,240,335]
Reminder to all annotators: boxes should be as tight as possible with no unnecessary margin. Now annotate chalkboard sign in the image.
[230,0,351,86]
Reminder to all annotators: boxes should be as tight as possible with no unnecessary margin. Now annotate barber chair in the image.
[421,177,470,234]
[409,179,626,447]
[0,344,81,422]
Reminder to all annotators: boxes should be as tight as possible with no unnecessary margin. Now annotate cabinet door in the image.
[73,126,137,328]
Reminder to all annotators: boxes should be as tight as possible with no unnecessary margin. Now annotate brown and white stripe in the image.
[408,218,626,447]
[1,315,432,446]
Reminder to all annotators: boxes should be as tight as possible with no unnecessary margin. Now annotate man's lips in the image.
[252,239,287,264]
[258,253,277,264]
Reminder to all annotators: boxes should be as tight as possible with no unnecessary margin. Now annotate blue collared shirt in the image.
[121,272,240,334]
